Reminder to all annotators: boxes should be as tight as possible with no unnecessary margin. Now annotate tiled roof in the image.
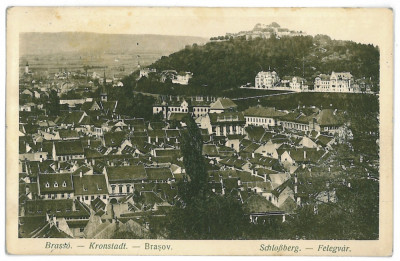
[58,129,79,139]
[54,140,84,156]
[244,194,280,213]
[244,106,286,118]
[210,98,237,110]
[106,165,147,182]
[145,167,173,180]
[73,174,108,196]
[38,173,74,194]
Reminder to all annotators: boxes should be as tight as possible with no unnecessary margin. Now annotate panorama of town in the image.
[18,23,379,240]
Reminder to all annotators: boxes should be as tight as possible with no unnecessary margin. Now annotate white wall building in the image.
[255,71,279,89]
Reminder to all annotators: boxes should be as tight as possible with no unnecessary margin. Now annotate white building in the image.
[314,72,354,93]
[172,72,193,85]
[255,71,279,89]
[243,106,286,128]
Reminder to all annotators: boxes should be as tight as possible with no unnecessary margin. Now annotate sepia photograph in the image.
[6,6,393,256]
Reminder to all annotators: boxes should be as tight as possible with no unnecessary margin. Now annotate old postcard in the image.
[6,7,393,256]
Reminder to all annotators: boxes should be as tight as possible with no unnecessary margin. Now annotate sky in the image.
[8,7,392,47]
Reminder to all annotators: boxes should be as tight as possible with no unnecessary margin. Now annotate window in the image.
[119,186,123,194]
[79,228,84,232]
[45,182,50,188]
[85,196,88,200]
[47,194,51,199]
[91,196,94,200]
[54,182,58,188]
[62,181,67,187]
[61,194,65,198]
[103,195,107,199]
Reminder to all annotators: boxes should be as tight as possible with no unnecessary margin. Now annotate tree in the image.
[167,115,248,239]
[180,115,208,200]
[46,90,60,116]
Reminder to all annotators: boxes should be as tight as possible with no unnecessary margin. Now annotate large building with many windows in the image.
[314,72,355,93]
[255,70,280,89]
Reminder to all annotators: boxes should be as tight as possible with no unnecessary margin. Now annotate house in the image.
[314,72,354,93]
[243,194,285,223]
[298,136,318,148]
[59,99,86,108]
[73,173,109,204]
[37,173,74,200]
[145,167,174,183]
[244,106,286,128]
[172,71,192,85]
[279,112,316,132]
[58,129,80,140]
[52,140,84,162]
[316,109,345,135]
[152,98,190,119]
[209,98,237,113]
[280,148,325,167]
[255,70,279,89]
[21,89,33,97]
[105,165,147,199]
[58,111,87,128]
[254,141,280,159]
[209,112,245,136]
[191,100,211,117]
[19,103,36,112]
[289,76,308,92]
[23,199,91,238]
[139,68,156,78]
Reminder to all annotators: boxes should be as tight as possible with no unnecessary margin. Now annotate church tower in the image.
[25,62,29,74]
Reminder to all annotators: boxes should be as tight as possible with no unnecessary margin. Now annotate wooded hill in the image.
[145,34,379,95]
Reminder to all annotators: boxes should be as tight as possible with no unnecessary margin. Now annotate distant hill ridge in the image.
[20,32,208,56]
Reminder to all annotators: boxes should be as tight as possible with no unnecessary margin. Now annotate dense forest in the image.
[139,34,379,96]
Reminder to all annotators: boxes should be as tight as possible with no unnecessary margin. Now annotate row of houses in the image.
[244,70,372,93]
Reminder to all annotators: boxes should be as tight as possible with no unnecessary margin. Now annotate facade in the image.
[105,165,147,198]
[52,140,85,162]
[209,112,246,136]
[255,71,279,89]
[244,106,286,128]
[314,72,354,93]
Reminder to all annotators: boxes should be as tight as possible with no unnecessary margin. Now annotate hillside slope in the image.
[147,35,379,94]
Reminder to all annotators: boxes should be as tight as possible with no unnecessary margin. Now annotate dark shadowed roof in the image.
[106,165,147,182]
[73,174,108,196]
[54,140,84,156]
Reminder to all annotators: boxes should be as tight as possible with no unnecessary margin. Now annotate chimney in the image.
[294,185,298,194]
[294,174,298,184]
[79,171,83,178]
[88,139,91,146]
[304,150,306,159]
[263,174,267,182]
